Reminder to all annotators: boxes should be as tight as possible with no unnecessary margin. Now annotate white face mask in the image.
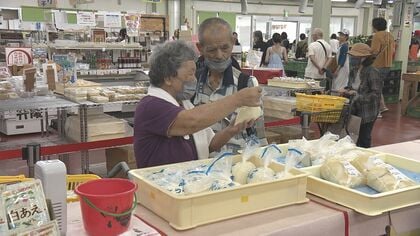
[204,57,232,73]
[176,79,197,101]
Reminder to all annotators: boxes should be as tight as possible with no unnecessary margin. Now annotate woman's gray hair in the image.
[148,40,197,87]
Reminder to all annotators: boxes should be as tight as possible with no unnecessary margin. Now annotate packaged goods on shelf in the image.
[88,95,109,103]
[86,88,100,98]
[268,77,320,89]
[65,114,129,142]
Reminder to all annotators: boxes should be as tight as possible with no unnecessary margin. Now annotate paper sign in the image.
[5,48,32,66]
[104,13,121,28]
[125,14,140,37]
[77,12,96,26]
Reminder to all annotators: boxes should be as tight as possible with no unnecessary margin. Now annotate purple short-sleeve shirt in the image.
[134,96,198,168]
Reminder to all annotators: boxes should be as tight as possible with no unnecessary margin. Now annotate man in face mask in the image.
[193,17,267,153]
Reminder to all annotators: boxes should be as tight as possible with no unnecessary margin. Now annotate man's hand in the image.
[235,87,262,107]
[226,118,255,136]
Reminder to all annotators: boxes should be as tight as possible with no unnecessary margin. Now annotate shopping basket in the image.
[296,93,347,123]
[67,174,101,202]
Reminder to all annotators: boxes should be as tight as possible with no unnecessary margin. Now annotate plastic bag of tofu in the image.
[232,139,260,184]
[352,155,416,192]
[320,158,366,188]
[247,144,278,184]
[205,152,239,191]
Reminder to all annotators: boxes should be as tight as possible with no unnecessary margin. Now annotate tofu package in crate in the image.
[128,146,309,230]
[272,133,420,216]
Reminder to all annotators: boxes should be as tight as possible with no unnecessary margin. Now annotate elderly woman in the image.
[134,40,262,168]
[341,43,382,148]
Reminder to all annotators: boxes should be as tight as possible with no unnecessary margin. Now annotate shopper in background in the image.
[194,17,267,153]
[329,33,339,55]
[340,43,382,148]
[332,29,350,90]
[304,28,333,88]
[116,28,127,42]
[280,32,290,52]
[371,17,394,118]
[295,33,308,59]
[172,29,180,40]
[233,32,241,46]
[262,32,280,66]
[253,30,267,52]
[265,33,288,70]
[253,30,268,66]
[134,40,262,168]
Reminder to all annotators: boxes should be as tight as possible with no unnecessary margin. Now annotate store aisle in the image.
[372,103,420,147]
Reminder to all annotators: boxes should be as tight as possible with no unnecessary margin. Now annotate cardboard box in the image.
[105,145,137,174]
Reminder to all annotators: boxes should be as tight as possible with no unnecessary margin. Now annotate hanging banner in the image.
[77,12,96,26]
[5,48,33,66]
[124,14,140,37]
[104,13,121,28]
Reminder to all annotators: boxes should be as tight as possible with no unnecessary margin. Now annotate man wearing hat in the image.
[342,43,382,148]
[332,29,350,90]
[304,28,333,89]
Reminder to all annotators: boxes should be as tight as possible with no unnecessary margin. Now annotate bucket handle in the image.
[81,193,138,217]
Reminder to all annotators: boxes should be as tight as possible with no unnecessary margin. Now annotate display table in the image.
[401,73,420,115]
[67,141,420,236]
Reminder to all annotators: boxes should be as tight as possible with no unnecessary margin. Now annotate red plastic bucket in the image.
[75,178,138,236]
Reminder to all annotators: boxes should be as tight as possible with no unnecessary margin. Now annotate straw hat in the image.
[348,43,372,57]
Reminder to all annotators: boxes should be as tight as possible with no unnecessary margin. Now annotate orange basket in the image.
[296,93,347,123]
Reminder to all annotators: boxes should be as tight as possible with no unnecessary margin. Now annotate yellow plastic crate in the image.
[0,175,33,184]
[67,174,101,202]
[129,155,308,230]
[304,152,420,216]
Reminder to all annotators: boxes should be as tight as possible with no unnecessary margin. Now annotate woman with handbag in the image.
[332,29,350,90]
[340,43,382,148]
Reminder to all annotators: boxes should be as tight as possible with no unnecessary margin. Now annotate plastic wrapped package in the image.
[247,144,279,184]
[65,114,128,142]
[320,158,366,188]
[234,106,262,125]
[367,163,416,192]
[0,81,13,90]
[182,172,213,194]
[232,140,260,184]
[206,152,238,190]
[99,89,116,100]
[89,95,109,103]
[1,180,50,231]
[87,88,100,98]
[351,155,416,192]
